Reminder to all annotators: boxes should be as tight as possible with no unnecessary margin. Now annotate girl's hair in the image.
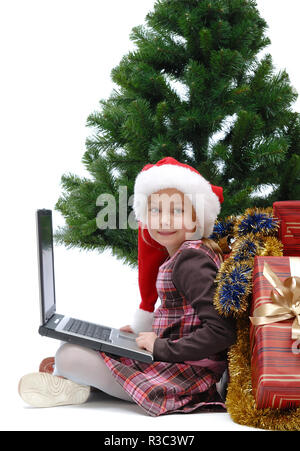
[201,237,224,264]
[140,227,224,263]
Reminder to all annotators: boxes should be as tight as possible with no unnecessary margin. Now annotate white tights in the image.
[53,342,133,403]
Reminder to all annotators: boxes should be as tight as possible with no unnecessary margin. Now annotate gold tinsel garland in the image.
[213,206,300,431]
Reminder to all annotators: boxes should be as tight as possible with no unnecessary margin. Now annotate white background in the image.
[1,0,299,431]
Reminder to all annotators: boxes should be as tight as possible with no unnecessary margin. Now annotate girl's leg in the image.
[54,343,133,403]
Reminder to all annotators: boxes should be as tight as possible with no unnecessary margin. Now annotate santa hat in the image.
[131,156,224,333]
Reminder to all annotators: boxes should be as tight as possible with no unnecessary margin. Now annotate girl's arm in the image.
[153,248,237,363]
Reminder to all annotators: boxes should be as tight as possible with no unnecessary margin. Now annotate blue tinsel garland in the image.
[212,207,282,317]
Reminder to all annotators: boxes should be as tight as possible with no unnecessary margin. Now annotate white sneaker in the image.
[18,372,91,408]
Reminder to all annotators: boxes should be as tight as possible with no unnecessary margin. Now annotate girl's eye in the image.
[174,208,183,215]
[149,207,183,214]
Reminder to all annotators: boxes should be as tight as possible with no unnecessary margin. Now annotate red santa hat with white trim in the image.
[131,156,224,333]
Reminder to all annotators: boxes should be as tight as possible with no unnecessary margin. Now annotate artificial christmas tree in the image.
[54,0,300,267]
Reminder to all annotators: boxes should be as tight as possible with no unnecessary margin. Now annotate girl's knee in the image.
[54,343,101,376]
[54,343,79,376]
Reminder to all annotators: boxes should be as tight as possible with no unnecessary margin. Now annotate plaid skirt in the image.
[100,240,227,417]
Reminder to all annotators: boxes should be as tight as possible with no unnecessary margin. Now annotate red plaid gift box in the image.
[273,201,300,256]
[250,256,300,409]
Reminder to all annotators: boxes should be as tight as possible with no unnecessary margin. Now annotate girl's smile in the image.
[157,230,177,236]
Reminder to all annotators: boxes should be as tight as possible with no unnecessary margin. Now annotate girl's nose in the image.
[160,213,172,228]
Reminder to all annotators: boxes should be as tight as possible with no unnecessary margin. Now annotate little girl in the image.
[19,157,236,416]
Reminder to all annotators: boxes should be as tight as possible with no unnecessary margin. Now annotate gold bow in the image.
[250,258,300,340]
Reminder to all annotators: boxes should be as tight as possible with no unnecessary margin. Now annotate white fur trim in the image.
[131,308,154,334]
[133,163,220,238]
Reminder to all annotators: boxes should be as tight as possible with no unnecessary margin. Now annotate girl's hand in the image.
[120,325,134,334]
[136,332,158,353]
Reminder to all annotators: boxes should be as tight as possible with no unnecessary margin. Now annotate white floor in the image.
[8,376,259,431]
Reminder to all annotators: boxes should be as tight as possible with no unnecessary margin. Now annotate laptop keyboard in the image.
[63,318,112,342]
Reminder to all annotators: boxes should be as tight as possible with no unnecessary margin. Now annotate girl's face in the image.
[146,188,197,255]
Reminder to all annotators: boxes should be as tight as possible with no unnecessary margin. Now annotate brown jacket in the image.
[153,247,237,362]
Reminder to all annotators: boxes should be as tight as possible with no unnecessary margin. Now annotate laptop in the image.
[36,208,154,364]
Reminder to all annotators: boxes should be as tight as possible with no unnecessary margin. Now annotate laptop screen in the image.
[36,210,56,322]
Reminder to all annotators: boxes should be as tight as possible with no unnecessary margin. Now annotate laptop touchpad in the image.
[118,333,136,342]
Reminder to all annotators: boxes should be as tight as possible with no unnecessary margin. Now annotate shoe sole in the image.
[18,372,91,408]
[39,357,55,374]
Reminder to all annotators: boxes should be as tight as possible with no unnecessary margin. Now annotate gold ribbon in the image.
[250,258,300,340]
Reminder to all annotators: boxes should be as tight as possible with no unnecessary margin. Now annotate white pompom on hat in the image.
[130,156,224,334]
